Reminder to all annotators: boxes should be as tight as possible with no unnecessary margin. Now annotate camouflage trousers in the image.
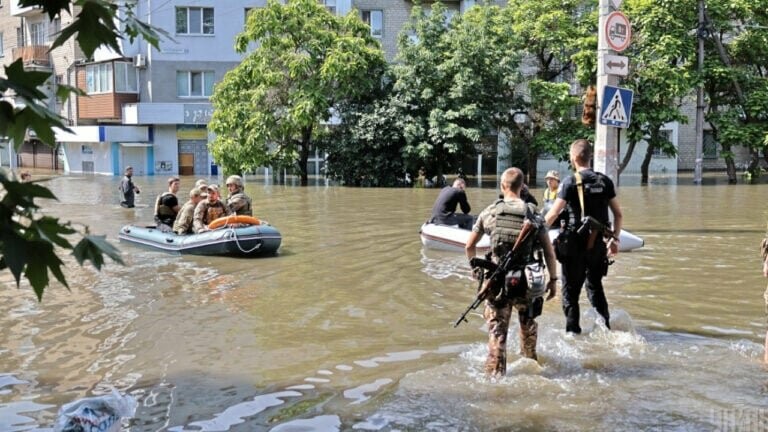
[483,297,538,377]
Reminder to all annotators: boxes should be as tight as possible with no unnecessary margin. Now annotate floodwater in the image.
[1,173,766,431]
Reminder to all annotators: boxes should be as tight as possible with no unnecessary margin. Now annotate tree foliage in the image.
[390,2,523,180]
[698,0,768,182]
[621,0,696,183]
[503,0,595,181]
[208,0,386,186]
[0,0,161,299]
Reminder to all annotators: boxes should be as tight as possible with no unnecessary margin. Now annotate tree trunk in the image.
[298,126,313,186]
[617,140,637,176]
[720,143,737,183]
[640,144,654,184]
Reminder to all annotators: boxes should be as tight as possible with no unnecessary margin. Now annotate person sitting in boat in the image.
[541,170,560,215]
[173,186,206,235]
[225,175,253,216]
[429,178,473,230]
[154,176,181,232]
[193,184,231,233]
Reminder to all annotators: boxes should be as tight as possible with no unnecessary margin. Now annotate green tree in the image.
[208,0,387,186]
[621,0,696,184]
[0,0,162,299]
[320,79,409,187]
[392,2,523,181]
[503,0,594,182]
[699,0,768,183]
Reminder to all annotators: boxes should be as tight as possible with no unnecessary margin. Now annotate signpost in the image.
[605,11,632,52]
[599,85,634,128]
[604,54,629,76]
[595,0,633,182]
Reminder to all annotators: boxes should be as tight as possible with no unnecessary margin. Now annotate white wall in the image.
[61,142,114,175]
[148,0,269,63]
[153,125,179,175]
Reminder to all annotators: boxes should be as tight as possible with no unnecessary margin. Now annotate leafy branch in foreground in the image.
[0,0,163,299]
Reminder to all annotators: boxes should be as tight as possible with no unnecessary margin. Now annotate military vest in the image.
[491,199,535,259]
[155,192,176,217]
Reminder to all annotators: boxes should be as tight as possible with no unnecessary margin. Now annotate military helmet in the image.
[226,175,243,188]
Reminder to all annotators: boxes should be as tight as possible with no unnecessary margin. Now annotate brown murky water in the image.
[1,173,766,431]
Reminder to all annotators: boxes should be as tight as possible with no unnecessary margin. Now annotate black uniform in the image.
[557,168,615,333]
[430,186,473,230]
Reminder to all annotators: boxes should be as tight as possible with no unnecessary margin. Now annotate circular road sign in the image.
[605,11,632,52]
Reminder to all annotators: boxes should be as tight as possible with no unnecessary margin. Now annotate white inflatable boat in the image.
[419,222,644,253]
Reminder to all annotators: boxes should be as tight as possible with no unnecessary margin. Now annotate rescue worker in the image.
[465,167,558,376]
[118,166,140,208]
[225,175,253,216]
[544,139,623,334]
[541,170,560,215]
[173,186,206,235]
[430,178,473,230]
[154,176,181,232]
[193,184,231,233]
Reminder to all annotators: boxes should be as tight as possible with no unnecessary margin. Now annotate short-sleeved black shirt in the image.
[159,193,179,209]
[557,168,615,226]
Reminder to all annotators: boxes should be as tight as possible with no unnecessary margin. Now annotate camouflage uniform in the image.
[193,200,230,233]
[173,200,197,235]
[227,192,253,216]
[473,198,544,376]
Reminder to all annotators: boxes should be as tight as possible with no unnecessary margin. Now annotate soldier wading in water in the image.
[465,168,558,376]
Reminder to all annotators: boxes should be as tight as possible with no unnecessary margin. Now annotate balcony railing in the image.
[12,45,51,67]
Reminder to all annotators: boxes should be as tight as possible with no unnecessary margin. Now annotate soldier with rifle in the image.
[545,139,623,335]
[463,167,558,377]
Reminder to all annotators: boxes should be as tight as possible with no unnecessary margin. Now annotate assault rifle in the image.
[577,216,617,250]
[454,208,541,328]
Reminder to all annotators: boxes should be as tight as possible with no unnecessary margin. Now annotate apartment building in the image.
[0,0,747,179]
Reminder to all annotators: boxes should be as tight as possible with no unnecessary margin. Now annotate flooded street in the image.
[1,173,766,431]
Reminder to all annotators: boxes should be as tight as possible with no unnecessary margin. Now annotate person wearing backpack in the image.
[544,139,623,335]
[465,167,558,377]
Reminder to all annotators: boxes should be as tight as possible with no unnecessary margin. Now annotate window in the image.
[114,62,138,93]
[176,71,215,97]
[176,7,214,35]
[361,10,383,38]
[48,17,60,43]
[29,21,46,45]
[16,27,24,47]
[318,0,336,14]
[703,130,718,159]
[85,63,113,93]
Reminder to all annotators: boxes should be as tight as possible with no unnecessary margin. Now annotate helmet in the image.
[226,175,243,188]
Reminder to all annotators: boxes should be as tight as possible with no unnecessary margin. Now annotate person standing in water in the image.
[118,166,140,208]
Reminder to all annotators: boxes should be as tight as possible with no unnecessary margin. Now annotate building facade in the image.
[0,0,753,180]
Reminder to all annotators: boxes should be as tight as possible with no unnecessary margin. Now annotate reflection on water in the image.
[1,173,767,431]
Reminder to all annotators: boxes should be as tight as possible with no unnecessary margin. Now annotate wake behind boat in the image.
[419,222,643,254]
[119,222,282,257]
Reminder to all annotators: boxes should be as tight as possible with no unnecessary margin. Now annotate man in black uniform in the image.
[544,139,623,334]
[154,176,181,232]
[430,178,473,229]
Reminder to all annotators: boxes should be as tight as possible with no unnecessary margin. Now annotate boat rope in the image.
[228,227,262,254]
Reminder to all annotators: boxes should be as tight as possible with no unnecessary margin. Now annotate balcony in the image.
[12,45,51,68]
[10,0,43,17]
[10,2,44,17]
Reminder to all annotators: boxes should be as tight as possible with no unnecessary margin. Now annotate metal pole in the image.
[594,0,619,183]
[693,0,705,184]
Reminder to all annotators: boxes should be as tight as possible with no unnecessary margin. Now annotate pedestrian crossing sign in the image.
[599,85,634,128]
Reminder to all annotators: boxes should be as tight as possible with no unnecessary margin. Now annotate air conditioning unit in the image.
[133,54,146,68]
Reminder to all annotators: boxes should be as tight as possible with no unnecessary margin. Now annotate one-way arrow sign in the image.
[604,54,629,76]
